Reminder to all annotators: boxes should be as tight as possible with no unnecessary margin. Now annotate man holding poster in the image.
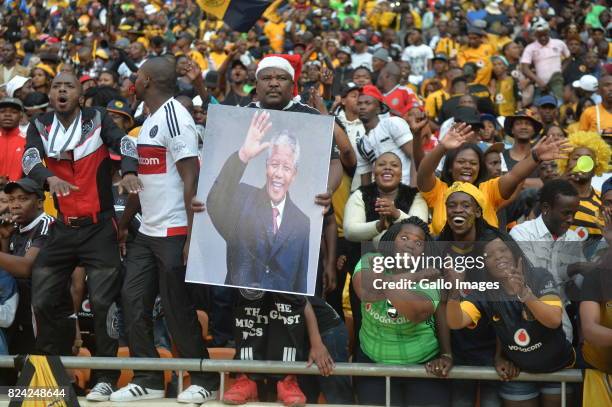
[207,110,310,293]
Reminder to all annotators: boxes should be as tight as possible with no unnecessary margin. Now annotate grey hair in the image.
[267,131,300,169]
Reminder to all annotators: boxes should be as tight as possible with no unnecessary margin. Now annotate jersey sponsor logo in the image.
[514,328,530,346]
[137,145,167,174]
[82,299,91,313]
[139,157,160,165]
[575,226,589,240]
[150,125,159,138]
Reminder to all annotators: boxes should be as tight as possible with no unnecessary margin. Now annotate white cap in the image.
[255,56,294,81]
[532,19,550,32]
[6,75,30,98]
[144,5,158,15]
[193,95,203,107]
[572,75,598,92]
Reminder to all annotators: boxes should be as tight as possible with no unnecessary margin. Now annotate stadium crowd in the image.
[0,0,611,406]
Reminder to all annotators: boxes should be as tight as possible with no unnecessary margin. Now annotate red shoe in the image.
[277,375,306,407]
[222,374,258,405]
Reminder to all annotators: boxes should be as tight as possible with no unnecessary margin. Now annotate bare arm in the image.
[498,136,569,199]
[0,247,41,278]
[176,157,199,262]
[580,301,612,347]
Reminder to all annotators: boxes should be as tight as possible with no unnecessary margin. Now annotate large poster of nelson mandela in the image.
[186,104,334,296]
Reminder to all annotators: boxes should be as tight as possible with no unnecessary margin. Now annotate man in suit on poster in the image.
[207,110,309,293]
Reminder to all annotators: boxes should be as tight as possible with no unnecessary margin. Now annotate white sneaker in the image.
[177,385,218,403]
[110,383,165,402]
[86,382,114,401]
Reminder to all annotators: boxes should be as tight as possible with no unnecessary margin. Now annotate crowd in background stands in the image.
[0,0,611,406]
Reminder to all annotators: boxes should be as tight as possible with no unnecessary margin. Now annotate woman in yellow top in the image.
[416,123,569,235]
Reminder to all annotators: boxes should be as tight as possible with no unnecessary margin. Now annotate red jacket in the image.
[23,108,138,218]
[0,127,26,181]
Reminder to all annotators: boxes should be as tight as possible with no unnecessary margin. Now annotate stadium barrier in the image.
[0,356,583,407]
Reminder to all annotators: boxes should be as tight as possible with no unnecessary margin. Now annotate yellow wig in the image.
[557,131,611,176]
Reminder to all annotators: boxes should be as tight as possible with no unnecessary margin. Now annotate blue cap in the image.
[535,95,557,107]
[480,113,500,128]
[602,176,612,196]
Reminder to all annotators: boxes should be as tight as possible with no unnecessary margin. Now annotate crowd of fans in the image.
[0,0,611,406]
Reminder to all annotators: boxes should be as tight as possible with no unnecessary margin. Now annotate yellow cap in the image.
[444,181,486,210]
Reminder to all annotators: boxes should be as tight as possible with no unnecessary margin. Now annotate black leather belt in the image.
[58,210,114,228]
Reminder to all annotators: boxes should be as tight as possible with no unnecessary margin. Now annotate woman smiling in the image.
[344,152,428,245]
[417,123,569,235]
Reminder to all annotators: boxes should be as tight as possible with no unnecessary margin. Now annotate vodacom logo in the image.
[513,328,530,347]
[139,157,160,165]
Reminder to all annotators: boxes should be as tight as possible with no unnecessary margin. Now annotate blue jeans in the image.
[298,323,354,404]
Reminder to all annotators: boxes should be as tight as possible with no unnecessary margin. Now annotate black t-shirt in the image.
[562,57,586,86]
[438,242,497,366]
[502,149,539,178]
[222,90,252,107]
[466,267,573,373]
[7,213,52,335]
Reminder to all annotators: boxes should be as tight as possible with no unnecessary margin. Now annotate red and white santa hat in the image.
[255,54,302,96]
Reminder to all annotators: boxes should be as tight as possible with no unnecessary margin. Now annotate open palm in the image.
[533,135,570,162]
[238,111,272,163]
[441,122,474,150]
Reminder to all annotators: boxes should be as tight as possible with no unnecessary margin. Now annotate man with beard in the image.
[21,71,141,400]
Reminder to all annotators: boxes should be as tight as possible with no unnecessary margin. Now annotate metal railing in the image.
[0,356,583,407]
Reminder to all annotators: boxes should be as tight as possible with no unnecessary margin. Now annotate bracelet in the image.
[531,149,541,163]
[440,353,453,361]
[73,339,83,348]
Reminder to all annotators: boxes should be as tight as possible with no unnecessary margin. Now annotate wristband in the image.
[531,149,541,163]
[441,353,453,361]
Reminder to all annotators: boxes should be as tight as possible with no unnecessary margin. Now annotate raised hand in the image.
[532,135,571,162]
[238,111,272,163]
[405,109,428,136]
[441,122,474,150]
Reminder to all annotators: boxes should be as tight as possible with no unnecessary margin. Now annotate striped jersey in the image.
[136,98,198,237]
[571,188,602,240]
